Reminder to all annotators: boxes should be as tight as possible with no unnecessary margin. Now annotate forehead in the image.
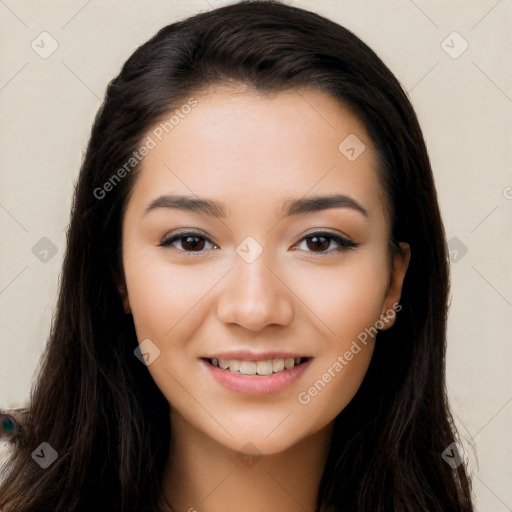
[127,85,387,223]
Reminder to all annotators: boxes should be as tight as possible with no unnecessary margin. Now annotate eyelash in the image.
[158,230,358,256]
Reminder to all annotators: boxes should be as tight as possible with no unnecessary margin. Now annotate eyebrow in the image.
[144,193,369,219]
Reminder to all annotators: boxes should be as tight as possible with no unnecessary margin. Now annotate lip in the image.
[201,357,313,395]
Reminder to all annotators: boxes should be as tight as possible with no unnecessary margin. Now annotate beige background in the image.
[0,1,511,510]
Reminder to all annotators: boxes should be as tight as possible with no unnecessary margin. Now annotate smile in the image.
[201,355,312,395]
[206,357,309,375]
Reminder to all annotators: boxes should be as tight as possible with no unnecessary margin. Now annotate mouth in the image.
[201,355,313,395]
[202,356,311,376]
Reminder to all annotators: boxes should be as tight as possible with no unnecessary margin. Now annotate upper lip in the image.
[202,351,311,361]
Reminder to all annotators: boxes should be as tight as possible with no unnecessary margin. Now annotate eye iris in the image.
[182,235,205,251]
[307,235,329,252]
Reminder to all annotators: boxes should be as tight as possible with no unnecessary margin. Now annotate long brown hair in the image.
[0,1,474,510]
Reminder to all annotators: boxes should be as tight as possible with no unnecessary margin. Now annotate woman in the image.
[0,1,474,510]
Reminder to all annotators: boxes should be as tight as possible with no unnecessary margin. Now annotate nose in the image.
[216,250,294,331]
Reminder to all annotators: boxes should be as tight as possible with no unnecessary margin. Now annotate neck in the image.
[159,410,334,512]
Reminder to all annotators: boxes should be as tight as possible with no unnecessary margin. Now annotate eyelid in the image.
[298,228,354,244]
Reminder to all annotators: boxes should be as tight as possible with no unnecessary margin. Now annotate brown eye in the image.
[305,235,330,252]
[159,232,217,253]
[296,232,357,255]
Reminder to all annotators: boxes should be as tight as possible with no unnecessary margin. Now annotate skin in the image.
[119,84,410,512]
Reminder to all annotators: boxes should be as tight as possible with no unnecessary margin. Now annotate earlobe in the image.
[119,283,131,314]
[122,293,131,315]
[111,266,131,314]
[379,242,410,330]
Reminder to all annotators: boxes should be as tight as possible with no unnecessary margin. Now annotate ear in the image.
[111,265,131,314]
[379,242,410,330]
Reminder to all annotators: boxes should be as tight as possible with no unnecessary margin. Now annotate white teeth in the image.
[209,357,305,375]
[284,358,295,369]
[256,360,273,375]
[239,361,257,375]
[229,359,241,372]
[272,359,285,372]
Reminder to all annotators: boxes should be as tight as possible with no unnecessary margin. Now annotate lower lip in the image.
[202,359,312,395]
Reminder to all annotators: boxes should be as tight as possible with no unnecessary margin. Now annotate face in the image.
[120,84,410,455]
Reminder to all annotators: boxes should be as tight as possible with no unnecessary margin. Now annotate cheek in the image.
[123,257,174,340]
[287,255,389,342]
[290,256,388,408]
[122,249,215,341]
